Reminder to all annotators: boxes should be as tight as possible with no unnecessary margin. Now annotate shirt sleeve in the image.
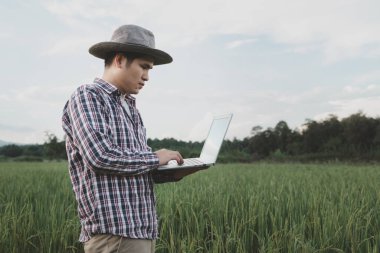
[67,87,159,175]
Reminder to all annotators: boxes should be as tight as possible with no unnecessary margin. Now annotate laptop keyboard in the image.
[183,158,204,166]
[168,158,204,166]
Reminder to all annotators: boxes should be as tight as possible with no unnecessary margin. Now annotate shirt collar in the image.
[94,77,119,95]
[94,77,136,106]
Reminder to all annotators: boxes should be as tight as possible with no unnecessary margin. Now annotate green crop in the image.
[0,162,379,253]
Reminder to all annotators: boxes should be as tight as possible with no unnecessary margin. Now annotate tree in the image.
[302,119,323,153]
[374,125,380,147]
[274,121,292,153]
[341,112,378,152]
[251,126,263,136]
[301,115,343,154]
[23,144,44,157]
[320,115,343,152]
[44,132,66,160]
[0,144,23,157]
[249,128,278,157]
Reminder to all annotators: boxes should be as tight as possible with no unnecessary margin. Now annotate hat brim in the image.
[89,42,173,65]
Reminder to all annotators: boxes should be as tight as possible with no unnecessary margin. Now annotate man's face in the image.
[119,56,154,95]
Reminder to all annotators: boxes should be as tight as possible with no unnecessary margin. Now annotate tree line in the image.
[1,112,380,162]
[244,112,380,162]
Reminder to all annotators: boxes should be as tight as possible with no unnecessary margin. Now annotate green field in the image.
[0,162,379,253]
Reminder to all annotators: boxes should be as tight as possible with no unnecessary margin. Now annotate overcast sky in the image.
[1,0,380,144]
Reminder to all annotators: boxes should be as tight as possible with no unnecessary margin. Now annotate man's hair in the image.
[104,52,150,67]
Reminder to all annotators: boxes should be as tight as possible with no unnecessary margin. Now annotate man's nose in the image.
[142,71,149,81]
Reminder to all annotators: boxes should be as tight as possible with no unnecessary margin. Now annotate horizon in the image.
[0,110,376,145]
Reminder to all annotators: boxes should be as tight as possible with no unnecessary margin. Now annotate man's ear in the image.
[114,53,127,68]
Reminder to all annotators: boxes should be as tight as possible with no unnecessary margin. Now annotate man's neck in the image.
[102,71,128,96]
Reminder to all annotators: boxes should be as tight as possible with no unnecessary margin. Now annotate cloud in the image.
[2,84,74,106]
[0,32,11,39]
[140,84,333,141]
[0,83,77,143]
[0,124,35,133]
[226,38,257,49]
[40,0,380,62]
[353,70,380,84]
[274,87,326,105]
[3,0,379,144]
[343,84,379,95]
[43,37,96,56]
[313,82,380,121]
[315,96,380,120]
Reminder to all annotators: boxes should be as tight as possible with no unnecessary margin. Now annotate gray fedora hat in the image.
[89,24,172,65]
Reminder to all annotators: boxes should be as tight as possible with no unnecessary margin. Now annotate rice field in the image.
[0,162,379,253]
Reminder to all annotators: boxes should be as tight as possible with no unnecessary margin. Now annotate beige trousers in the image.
[84,234,155,253]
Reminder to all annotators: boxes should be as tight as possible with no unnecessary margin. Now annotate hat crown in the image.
[111,25,155,49]
[89,24,172,65]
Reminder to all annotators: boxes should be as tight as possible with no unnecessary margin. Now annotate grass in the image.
[0,162,379,253]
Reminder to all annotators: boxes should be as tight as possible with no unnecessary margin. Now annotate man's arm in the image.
[66,87,181,175]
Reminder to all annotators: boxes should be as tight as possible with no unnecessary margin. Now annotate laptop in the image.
[157,114,233,171]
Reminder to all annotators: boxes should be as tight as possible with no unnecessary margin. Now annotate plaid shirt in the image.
[62,78,160,242]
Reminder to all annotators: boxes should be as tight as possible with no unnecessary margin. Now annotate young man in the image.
[62,24,187,253]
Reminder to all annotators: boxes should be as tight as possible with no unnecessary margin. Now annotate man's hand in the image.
[154,149,184,166]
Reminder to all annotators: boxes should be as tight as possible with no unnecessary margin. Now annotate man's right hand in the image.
[154,149,184,166]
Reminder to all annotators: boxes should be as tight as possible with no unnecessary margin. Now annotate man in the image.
[62,24,189,253]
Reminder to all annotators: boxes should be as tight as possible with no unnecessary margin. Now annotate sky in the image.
[1,0,380,144]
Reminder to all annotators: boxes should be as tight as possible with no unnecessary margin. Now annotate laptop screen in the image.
[199,114,233,163]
